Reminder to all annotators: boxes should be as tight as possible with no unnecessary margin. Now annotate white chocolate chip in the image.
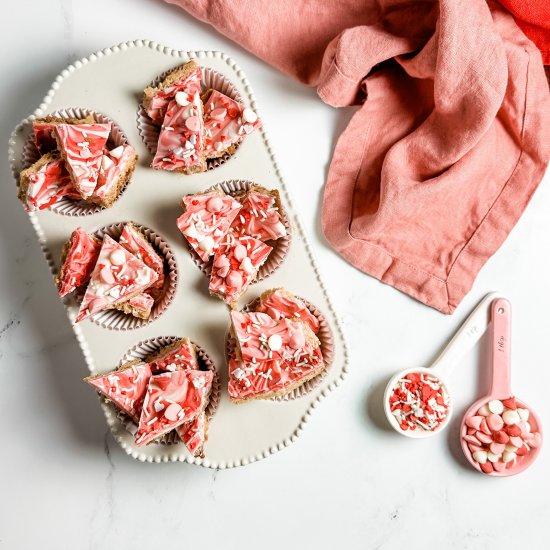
[198,236,214,252]
[502,409,520,426]
[517,408,530,421]
[274,221,287,236]
[109,249,126,266]
[502,451,516,463]
[183,223,200,240]
[487,451,500,463]
[108,287,121,299]
[240,257,254,274]
[192,376,205,389]
[267,334,283,351]
[175,91,189,106]
[477,404,491,416]
[101,155,115,170]
[242,108,258,123]
[109,145,124,159]
[232,368,245,380]
[488,400,504,415]
[472,450,488,464]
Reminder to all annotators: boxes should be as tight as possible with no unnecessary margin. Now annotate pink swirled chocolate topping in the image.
[135,369,213,446]
[146,338,209,456]
[75,235,158,323]
[33,115,95,154]
[209,233,272,304]
[20,154,80,212]
[86,362,152,422]
[147,338,198,374]
[177,191,242,262]
[176,412,207,458]
[256,288,320,334]
[119,223,165,291]
[228,311,324,401]
[91,144,136,204]
[231,187,287,242]
[54,123,111,199]
[202,89,261,158]
[57,227,101,298]
[152,80,206,173]
[145,61,202,125]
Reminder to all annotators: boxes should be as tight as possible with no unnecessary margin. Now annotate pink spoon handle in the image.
[490,298,512,398]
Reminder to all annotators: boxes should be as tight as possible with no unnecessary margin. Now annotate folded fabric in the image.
[164,0,550,313]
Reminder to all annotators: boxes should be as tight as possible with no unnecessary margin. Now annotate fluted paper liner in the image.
[187,180,291,286]
[20,107,132,216]
[70,222,178,330]
[137,67,244,170]
[225,295,334,401]
[107,336,220,445]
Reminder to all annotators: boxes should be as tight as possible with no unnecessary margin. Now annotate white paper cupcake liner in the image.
[70,222,178,330]
[110,336,220,445]
[20,107,133,216]
[187,180,292,287]
[225,295,334,401]
[136,66,243,170]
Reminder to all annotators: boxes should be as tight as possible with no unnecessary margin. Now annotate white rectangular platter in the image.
[8,40,349,468]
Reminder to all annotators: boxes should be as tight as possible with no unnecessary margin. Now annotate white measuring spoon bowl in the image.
[384,292,502,439]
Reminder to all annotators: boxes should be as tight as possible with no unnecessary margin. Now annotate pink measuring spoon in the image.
[460,298,543,476]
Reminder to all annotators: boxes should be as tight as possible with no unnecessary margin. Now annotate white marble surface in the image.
[1,1,549,548]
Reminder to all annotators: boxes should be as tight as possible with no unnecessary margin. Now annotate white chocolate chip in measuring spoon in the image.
[473,450,488,464]
[488,400,504,415]
[478,404,491,416]
[502,409,521,426]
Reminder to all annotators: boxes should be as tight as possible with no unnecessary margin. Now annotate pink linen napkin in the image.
[164,0,550,313]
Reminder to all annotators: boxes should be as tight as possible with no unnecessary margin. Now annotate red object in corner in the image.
[499,0,550,65]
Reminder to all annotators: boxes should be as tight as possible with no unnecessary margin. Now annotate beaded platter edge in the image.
[7,39,350,469]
